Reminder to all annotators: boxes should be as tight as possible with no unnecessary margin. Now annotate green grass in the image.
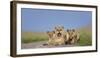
[78,30,92,46]
[21,32,48,43]
[22,37,48,43]
[21,31,92,46]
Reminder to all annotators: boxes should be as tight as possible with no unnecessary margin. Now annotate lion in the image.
[67,29,80,44]
[64,31,70,44]
[45,26,66,46]
[46,31,56,46]
[53,26,65,45]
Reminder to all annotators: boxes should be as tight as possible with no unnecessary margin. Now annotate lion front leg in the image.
[70,38,75,44]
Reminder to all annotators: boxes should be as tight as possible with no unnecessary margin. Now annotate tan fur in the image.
[67,29,80,44]
[46,26,80,46]
[54,26,65,45]
[47,31,56,45]
[64,31,70,44]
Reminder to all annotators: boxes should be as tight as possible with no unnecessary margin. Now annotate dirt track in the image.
[21,41,79,49]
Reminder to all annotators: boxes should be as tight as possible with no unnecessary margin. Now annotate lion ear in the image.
[61,26,64,29]
[47,31,49,34]
[55,26,57,29]
[52,31,55,33]
[72,29,75,32]
[67,29,69,32]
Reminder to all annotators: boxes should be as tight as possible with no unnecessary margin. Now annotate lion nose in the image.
[57,33,61,37]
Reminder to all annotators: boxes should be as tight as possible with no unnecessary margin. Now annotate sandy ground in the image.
[21,41,79,49]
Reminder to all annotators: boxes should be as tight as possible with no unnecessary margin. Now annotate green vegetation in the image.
[78,30,92,46]
[21,32,48,43]
[22,30,92,46]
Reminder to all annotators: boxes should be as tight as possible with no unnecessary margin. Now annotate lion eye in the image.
[57,29,59,31]
[60,29,62,31]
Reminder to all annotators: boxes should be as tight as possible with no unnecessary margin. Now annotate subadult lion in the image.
[46,31,56,45]
[53,26,65,45]
[46,26,66,46]
[67,29,80,44]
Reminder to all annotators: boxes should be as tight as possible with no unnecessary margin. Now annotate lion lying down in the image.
[44,26,80,46]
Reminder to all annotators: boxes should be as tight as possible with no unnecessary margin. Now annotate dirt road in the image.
[21,41,79,49]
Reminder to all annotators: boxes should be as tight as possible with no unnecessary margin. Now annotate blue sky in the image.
[21,8,92,32]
